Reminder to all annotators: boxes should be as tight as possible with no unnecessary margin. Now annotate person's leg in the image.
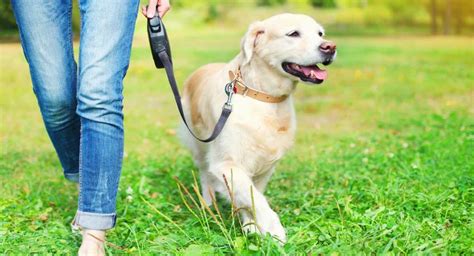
[12,0,80,182]
[73,0,139,232]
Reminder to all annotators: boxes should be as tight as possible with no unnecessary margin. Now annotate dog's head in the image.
[241,13,336,85]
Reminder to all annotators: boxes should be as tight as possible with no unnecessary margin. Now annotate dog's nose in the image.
[319,41,336,54]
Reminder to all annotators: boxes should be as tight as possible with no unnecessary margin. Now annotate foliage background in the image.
[1,0,474,36]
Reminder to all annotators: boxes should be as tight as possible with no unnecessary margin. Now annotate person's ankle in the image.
[78,229,106,256]
[83,229,106,240]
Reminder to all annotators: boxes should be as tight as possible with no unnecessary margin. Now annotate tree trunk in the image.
[443,0,452,35]
[430,0,438,34]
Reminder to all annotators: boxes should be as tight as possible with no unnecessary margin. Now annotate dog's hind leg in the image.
[209,165,286,243]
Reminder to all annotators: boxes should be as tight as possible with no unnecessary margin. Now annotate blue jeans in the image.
[12,0,139,230]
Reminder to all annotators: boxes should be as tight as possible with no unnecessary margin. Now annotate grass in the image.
[0,10,473,255]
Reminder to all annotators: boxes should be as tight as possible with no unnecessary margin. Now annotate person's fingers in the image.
[146,0,158,18]
[142,0,170,19]
[157,0,171,18]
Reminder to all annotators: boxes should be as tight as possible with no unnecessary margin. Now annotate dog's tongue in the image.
[301,65,327,80]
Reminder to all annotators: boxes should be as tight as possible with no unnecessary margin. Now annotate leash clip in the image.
[224,81,235,111]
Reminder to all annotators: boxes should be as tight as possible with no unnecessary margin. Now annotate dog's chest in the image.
[232,104,295,174]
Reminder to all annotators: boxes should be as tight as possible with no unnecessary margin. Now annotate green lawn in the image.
[0,14,473,254]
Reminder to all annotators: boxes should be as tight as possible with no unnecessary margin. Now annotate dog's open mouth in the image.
[282,62,327,84]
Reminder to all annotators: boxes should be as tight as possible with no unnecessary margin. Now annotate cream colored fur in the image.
[179,13,334,242]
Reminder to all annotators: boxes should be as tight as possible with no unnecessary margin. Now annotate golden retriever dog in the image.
[179,13,337,242]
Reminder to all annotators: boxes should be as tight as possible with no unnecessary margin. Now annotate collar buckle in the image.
[240,83,249,96]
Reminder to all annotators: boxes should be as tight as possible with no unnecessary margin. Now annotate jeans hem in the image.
[73,211,116,230]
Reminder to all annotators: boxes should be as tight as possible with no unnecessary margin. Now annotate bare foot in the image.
[78,229,105,256]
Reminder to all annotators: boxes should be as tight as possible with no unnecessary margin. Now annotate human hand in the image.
[141,0,170,18]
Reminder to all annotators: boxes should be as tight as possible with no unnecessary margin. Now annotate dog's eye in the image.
[286,31,300,37]
[318,31,324,37]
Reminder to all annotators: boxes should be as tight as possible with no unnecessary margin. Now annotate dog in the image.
[179,13,337,242]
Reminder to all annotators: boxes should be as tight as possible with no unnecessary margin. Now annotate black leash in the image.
[147,15,234,143]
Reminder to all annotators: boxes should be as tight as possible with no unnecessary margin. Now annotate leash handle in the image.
[147,14,232,143]
[147,15,172,69]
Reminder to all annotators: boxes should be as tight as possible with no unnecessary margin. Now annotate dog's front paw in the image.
[240,210,286,243]
[242,220,259,235]
[260,211,286,244]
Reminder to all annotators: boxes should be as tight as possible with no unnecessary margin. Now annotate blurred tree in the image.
[427,0,473,35]
[382,0,422,25]
[257,0,287,6]
[72,0,81,33]
[0,1,17,30]
[451,0,473,34]
[205,0,220,22]
[309,0,337,8]
[429,0,438,34]
[334,0,366,8]
[204,0,240,23]
[443,0,452,34]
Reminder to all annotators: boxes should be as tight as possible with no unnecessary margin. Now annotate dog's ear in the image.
[241,21,265,65]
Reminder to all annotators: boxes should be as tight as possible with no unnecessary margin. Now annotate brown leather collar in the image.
[228,69,288,103]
